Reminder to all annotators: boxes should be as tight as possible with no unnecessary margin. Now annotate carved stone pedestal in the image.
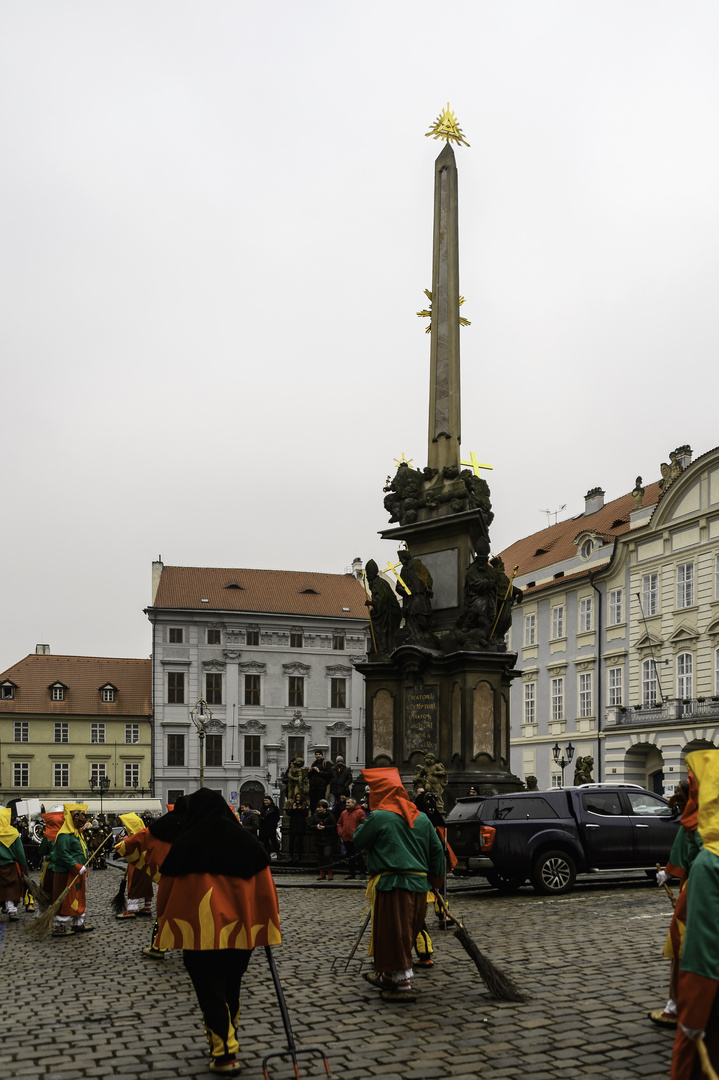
[356,644,523,803]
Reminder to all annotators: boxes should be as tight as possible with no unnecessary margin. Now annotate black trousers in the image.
[183,949,252,1060]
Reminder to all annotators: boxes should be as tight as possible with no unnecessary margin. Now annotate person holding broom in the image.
[48,803,93,937]
[116,788,281,1075]
[354,767,445,1003]
[0,807,28,921]
[114,812,155,919]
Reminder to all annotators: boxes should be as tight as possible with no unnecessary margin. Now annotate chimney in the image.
[152,557,164,604]
[351,557,363,580]
[35,644,50,655]
[674,445,693,470]
[584,487,605,516]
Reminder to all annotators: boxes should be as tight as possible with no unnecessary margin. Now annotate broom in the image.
[22,873,52,910]
[25,831,114,940]
[432,890,527,1003]
[111,866,129,914]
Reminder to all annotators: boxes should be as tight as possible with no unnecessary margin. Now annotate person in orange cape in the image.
[115,812,155,920]
[353,768,445,1003]
[117,788,281,1076]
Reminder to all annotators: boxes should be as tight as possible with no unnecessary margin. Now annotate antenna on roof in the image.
[540,505,566,527]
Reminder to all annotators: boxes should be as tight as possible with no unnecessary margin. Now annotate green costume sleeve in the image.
[681,847,719,980]
[0,838,26,867]
[49,833,85,873]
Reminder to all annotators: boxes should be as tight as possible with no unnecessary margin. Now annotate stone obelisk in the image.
[428,142,461,475]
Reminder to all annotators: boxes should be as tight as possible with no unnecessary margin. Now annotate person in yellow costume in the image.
[115,812,154,919]
[0,808,27,921]
[47,803,92,938]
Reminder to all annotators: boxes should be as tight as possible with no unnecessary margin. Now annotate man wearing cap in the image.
[48,803,93,937]
[328,755,353,812]
[354,768,445,1003]
[307,750,332,812]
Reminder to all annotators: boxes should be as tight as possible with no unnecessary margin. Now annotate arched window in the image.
[677,653,694,701]
[642,659,658,707]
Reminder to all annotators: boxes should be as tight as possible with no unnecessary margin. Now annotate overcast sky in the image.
[2,1,718,670]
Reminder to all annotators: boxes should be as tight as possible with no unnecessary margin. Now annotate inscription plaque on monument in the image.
[404,684,439,757]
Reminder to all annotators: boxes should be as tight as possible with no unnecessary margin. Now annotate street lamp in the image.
[190,698,213,788]
[552,742,575,787]
[90,774,111,817]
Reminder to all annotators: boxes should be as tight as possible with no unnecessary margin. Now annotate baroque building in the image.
[147,560,368,807]
[0,648,152,805]
[498,445,719,794]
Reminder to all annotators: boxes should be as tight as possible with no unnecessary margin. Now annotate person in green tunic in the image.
[671,749,719,1080]
[0,808,27,921]
[354,767,445,1003]
[48,803,93,937]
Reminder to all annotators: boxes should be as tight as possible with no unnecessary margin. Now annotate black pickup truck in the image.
[445,785,681,895]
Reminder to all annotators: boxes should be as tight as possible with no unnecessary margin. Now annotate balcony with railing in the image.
[605,698,719,727]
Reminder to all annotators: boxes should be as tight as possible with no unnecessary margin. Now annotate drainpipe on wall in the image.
[588,571,602,783]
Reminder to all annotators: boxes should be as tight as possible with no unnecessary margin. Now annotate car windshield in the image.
[446,798,484,822]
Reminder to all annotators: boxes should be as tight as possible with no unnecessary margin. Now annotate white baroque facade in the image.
[146,560,368,807]
[499,445,719,793]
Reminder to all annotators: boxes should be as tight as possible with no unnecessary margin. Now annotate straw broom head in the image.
[25,875,80,940]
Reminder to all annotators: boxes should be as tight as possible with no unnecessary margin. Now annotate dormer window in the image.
[100,684,116,703]
[1,681,15,700]
[50,683,66,702]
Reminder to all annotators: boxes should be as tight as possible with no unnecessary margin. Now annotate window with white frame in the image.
[677,652,694,700]
[677,563,695,608]
[608,589,624,626]
[13,762,29,787]
[524,613,536,647]
[101,687,115,703]
[608,667,623,707]
[125,763,140,787]
[579,597,593,633]
[642,658,658,707]
[551,605,565,639]
[1,682,14,700]
[51,685,64,701]
[13,721,28,743]
[523,682,536,725]
[90,762,107,784]
[54,762,69,787]
[579,672,593,717]
[550,773,563,789]
[125,723,140,744]
[91,723,106,744]
[551,677,564,722]
[642,573,659,616]
[54,722,69,744]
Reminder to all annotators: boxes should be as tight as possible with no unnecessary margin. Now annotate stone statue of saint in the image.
[286,758,308,804]
[396,549,435,647]
[364,559,402,657]
[573,755,594,786]
[413,752,448,811]
[525,775,539,791]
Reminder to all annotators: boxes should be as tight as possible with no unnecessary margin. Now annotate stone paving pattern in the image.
[0,867,677,1079]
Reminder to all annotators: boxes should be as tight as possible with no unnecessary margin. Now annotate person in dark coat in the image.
[307,751,332,811]
[258,797,280,859]
[309,800,336,881]
[286,796,309,865]
[328,756,353,811]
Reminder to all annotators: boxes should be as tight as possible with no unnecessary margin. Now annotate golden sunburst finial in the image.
[417,288,471,332]
[425,103,470,147]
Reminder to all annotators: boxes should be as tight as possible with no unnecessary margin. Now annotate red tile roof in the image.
[0,655,151,716]
[151,566,368,619]
[497,481,662,592]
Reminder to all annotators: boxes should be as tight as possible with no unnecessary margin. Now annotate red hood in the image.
[681,772,699,832]
[361,767,419,828]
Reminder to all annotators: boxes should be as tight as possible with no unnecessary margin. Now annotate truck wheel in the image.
[531,850,576,895]
[484,870,526,893]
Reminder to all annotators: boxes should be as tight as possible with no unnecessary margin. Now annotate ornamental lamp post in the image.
[190,699,213,788]
[552,741,575,788]
[90,774,111,817]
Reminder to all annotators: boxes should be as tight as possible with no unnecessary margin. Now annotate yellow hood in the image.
[686,750,719,856]
[0,808,19,848]
[119,813,145,837]
[57,803,89,838]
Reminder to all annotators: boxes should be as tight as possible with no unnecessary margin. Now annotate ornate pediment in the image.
[706,616,719,639]
[668,622,700,645]
[325,664,352,677]
[283,662,311,676]
[238,718,267,735]
[206,719,226,734]
[281,710,312,734]
[325,721,352,737]
[202,659,226,672]
[223,650,242,660]
[635,630,663,651]
[238,661,267,674]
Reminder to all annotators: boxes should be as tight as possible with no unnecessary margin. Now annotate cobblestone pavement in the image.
[0,867,677,1080]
